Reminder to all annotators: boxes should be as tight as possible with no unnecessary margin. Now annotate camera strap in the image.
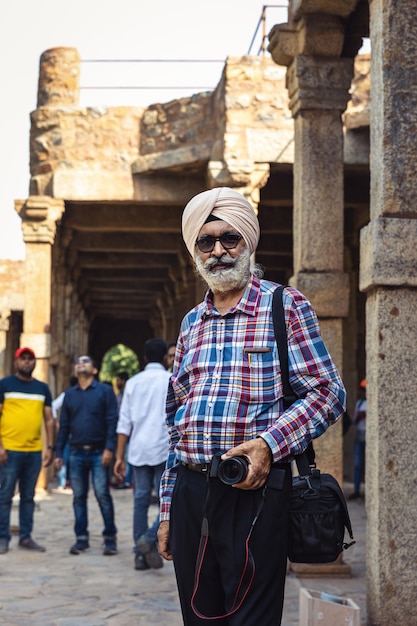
[191,478,268,620]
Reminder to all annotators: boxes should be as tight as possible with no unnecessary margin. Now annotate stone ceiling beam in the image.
[64,202,183,232]
[72,231,182,255]
[76,252,177,269]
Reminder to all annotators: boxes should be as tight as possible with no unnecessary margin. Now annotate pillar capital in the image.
[289,0,359,22]
[269,14,346,67]
[15,196,65,244]
[287,55,354,115]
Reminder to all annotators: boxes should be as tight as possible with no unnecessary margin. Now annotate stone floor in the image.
[0,483,366,625]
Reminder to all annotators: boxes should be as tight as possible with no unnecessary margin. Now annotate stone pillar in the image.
[288,54,352,484]
[269,13,353,480]
[15,196,65,490]
[0,310,11,379]
[360,2,417,623]
[269,8,358,577]
[37,47,80,108]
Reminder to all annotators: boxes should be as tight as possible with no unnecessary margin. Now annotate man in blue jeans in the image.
[55,355,118,556]
[114,339,170,570]
[0,347,55,554]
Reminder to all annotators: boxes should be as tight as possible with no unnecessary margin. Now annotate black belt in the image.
[72,444,104,451]
[182,462,210,473]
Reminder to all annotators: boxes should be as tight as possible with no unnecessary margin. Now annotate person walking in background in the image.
[114,372,132,488]
[54,355,118,556]
[165,342,176,372]
[0,347,55,554]
[52,375,78,493]
[115,339,170,571]
[115,372,129,412]
[350,378,366,500]
[157,187,346,625]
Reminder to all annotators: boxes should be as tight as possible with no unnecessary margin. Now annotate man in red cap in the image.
[0,347,55,554]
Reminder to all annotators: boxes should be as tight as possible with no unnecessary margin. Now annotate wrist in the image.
[47,445,56,451]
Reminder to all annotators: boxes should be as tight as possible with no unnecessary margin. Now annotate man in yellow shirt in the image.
[0,347,55,554]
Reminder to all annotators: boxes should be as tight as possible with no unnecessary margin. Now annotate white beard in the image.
[195,247,251,293]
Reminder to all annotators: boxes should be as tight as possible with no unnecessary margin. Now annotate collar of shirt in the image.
[144,363,168,372]
[201,274,262,319]
[75,379,99,391]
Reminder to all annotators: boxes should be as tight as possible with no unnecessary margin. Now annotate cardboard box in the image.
[299,588,360,626]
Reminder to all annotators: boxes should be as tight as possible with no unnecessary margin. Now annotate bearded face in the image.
[195,246,251,293]
[16,355,36,379]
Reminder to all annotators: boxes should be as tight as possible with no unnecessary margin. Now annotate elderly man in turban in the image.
[158,187,346,625]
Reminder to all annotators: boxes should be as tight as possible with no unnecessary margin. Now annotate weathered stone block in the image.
[290,271,350,318]
[360,218,417,291]
[52,170,134,200]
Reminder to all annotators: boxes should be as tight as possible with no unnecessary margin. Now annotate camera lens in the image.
[217,456,248,485]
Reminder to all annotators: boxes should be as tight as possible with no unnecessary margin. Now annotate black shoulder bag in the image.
[272,286,355,564]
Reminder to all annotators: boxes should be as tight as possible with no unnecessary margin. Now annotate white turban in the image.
[182,187,260,259]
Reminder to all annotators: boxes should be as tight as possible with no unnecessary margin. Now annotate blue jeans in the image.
[0,450,42,541]
[69,448,117,540]
[57,442,70,488]
[353,439,366,494]
[133,463,165,549]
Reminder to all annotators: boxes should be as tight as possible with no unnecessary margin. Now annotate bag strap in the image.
[272,286,296,410]
[273,287,355,547]
[272,286,313,477]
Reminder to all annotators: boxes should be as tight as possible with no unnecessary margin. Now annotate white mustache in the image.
[203,255,236,270]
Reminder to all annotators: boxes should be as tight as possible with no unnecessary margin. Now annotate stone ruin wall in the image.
[0,261,25,312]
[140,92,215,157]
[29,106,143,197]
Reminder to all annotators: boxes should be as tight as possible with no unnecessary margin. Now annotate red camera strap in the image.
[191,482,267,620]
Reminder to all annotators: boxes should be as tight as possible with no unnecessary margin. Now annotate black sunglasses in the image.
[195,233,242,253]
[75,357,91,364]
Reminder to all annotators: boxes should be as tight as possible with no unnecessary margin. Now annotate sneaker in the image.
[134,551,150,570]
[136,534,163,569]
[70,539,89,555]
[19,537,46,552]
[0,538,9,554]
[103,536,118,556]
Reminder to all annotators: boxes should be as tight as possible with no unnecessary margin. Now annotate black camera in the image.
[210,451,249,486]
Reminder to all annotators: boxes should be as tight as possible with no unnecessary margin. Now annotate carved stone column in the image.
[269,8,358,577]
[15,196,64,490]
[360,1,417,622]
[0,310,11,379]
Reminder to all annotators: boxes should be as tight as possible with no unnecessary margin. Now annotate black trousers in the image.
[170,463,291,626]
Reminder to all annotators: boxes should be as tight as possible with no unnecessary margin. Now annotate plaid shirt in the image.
[160,275,346,520]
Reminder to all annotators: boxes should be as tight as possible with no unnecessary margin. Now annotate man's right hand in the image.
[54,457,63,471]
[158,521,173,561]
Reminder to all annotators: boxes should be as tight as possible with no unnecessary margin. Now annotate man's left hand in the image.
[222,437,273,490]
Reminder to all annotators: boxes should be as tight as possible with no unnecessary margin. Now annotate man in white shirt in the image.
[114,338,170,570]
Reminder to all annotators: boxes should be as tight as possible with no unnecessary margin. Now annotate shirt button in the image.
[204,432,210,439]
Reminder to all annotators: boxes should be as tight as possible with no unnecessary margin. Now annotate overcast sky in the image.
[0,0,290,259]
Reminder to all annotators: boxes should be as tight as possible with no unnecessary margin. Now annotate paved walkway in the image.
[0,483,366,625]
